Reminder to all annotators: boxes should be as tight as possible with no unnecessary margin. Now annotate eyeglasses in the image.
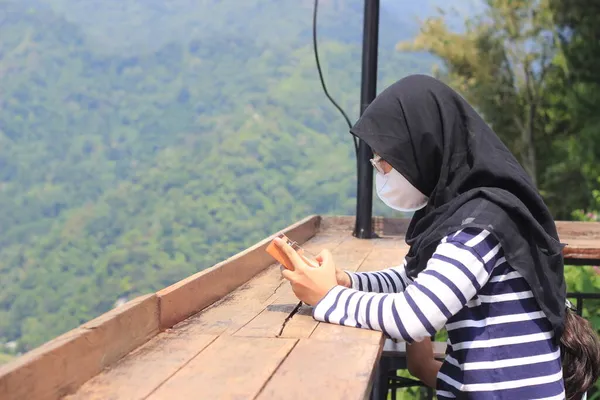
[370,154,385,174]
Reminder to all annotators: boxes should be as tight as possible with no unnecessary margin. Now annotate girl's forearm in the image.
[406,337,442,389]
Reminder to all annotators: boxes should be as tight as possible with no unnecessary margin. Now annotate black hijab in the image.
[350,74,566,340]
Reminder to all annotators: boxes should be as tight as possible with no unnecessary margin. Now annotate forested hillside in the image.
[0,0,439,354]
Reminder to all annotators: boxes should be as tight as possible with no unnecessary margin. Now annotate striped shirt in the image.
[313,227,565,399]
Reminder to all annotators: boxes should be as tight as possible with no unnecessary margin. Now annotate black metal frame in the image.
[371,350,436,400]
[567,292,600,316]
[353,0,379,239]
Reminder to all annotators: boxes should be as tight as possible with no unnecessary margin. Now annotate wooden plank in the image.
[65,333,218,400]
[232,235,347,338]
[279,237,377,339]
[79,293,159,369]
[377,218,411,237]
[318,217,600,260]
[382,339,447,358]
[0,294,159,400]
[147,336,297,400]
[556,221,600,261]
[179,234,345,339]
[319,216,412,237]
[310,323,383,346]
[172,234,347,339]
[234,236,371,339]
[296,231,347,251]
[318,217,600,238]
[232,286,301,338]
[157,215,320,330]
[562,238,600,261]
[356,245,409,273]
[331,236,378,265]
[171,264,287,337]
[275,236,369,339]
[0,329,83,400]
[318,215,355,233]
[556,220,600,239]
[308,238,403,346]
[276,304,321,339]
[372,236,406,248]
[256,339,382,400]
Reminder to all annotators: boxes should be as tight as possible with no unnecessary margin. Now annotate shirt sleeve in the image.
[313,228,503,343]
[344,259,412,293]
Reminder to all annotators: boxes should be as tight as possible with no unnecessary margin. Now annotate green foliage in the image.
[572,178,600,223]
[546,0,600,219]
[398,0,600,219]
[0,352,14,364]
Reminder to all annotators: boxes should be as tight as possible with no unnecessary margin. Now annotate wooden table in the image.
[66,225,409,400]
[557,221,600,264]
[8,216,598,400]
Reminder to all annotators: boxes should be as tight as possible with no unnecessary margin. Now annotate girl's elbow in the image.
[407,358,423,378]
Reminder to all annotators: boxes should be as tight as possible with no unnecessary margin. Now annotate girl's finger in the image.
[319,249,333,264]
[299,254,320,268]
[281,269,296,281]
[274,238,307,270]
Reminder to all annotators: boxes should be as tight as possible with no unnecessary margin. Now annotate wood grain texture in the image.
[65,333,218,400]
[233,236,345,338]
[279,237,377,339]
[171,264,287,337]
[157,215,320,329]
[0,294,159,400]
[382,339,447,358]
[256,339,382,400]
[147,336,297,400]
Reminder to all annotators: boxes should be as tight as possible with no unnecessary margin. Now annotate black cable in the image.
[312,0,359,153]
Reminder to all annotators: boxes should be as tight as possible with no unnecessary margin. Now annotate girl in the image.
[275,75,600,399]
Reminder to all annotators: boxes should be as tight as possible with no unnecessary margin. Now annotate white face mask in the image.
[375,169,428,212]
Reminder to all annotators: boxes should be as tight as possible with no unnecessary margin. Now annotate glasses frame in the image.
[370,154,385,174]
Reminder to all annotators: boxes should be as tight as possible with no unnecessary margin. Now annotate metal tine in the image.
[277,233,317,259]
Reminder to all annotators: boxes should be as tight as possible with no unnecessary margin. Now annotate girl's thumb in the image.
[319,249,333,265]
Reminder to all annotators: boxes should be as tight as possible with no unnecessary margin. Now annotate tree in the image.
[549,0,600,218]
[398,0,557,189]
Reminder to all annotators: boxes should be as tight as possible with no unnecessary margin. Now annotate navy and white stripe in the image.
[313,228,565,399]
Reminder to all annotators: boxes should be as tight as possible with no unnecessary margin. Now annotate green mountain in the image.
[0,0,448,353]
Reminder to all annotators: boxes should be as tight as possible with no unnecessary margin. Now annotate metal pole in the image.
[354,0,379,239]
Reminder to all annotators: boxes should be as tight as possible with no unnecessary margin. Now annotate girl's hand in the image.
[336,268,352,288]
[319,254,352,288]
[274,237,338,306]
